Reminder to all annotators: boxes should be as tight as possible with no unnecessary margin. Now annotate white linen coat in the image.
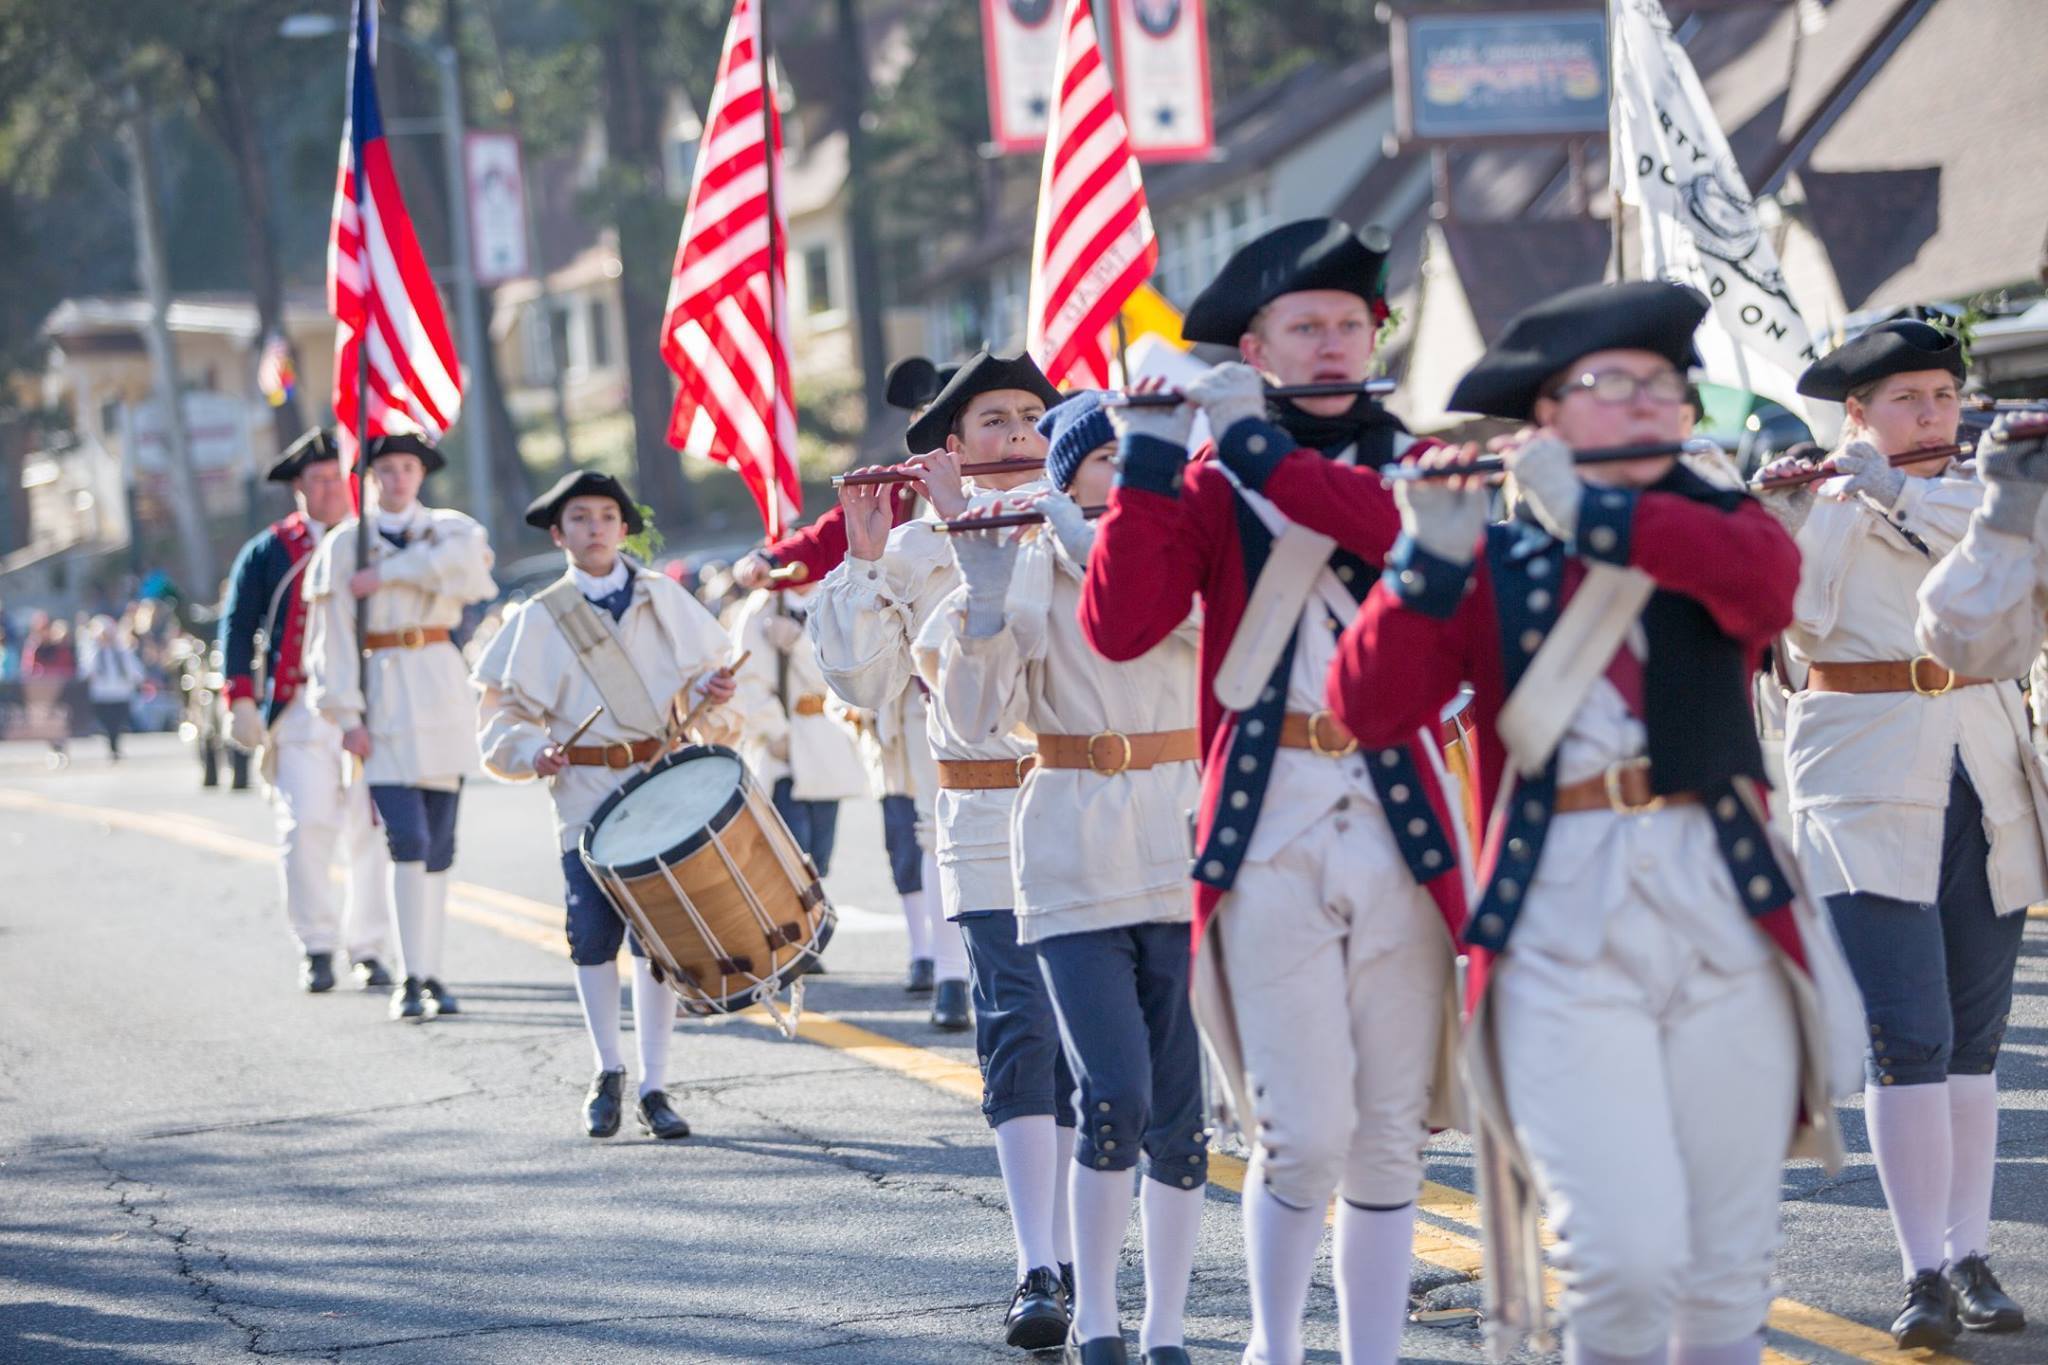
[728,589,869,803]
[809,485,1044,913]
[1781,473,2048,910]
[303,503,496,788]
[1917,500,2048,680]
[470,562,738,854]
[926,526,1199,943]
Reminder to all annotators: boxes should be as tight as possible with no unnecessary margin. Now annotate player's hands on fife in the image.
[1183,362,1267,441]
[1105,375,1194,449]
[1034,490,1096,562]
[947,502,1023,638]
[1396,445,1490,567]
[1824,439,1906,509]
[1976,415,2048,537]
[1502,428,1584,544]
[1753,449,1820,535]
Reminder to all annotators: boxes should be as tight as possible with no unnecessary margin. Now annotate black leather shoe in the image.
[420,978,459,1016]
[585,1068,625,1138]
[352,958,393,990]
[1949,1254,2026,1332]
[1004,1266,1069,1350]
[1059,1261,1074,1307]
[931,978,970,1032]
[637,1089,692,1140]
[1068,1336,1127,1364]
[1892,1268,1960,1348]
[904,958,936,994]
[390,977,427,1022]
[1142,1349,1191,1365]
[300,952,335,994]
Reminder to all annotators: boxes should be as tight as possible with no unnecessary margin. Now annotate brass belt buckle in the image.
[398,624,427,650]
[1909,653,1956,697]
[1306,709,1359,759]
[604,739,637,769]
[1016,754,1039,784]
[1603,756,1665,815]
[1088,730,1133,775]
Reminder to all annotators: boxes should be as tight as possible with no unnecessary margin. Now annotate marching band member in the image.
[1080,219,1468,1365]
[219,428,391,994]
[472,470,738,1141]
[1328,281,1835,1365]
[302,433,496,1022]
[812,351,1077,1351]
[850,679,948,993]
[1917,414,2048,678]
[729,581,869,880]
[934,392,1205,1365]
[1754,321,2043,1344]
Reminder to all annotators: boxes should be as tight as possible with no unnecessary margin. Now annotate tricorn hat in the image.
[1447,280,1708,421]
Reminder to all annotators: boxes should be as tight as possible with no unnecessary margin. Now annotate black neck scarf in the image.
[1269,394,1407,461]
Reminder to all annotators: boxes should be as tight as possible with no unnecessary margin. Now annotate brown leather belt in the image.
[564,737,668,769]
[1035,728,1200,774]
[1276,710,1358,758]
[363,626,452,651]
[936,757,1036,790]
[1553,758,1699,816]
[1806,657,1996,697]
[792,693,827,717]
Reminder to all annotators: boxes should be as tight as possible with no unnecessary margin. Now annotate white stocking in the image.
[1867,1081,1952,1276]
[1139,1176,1203,1353]
[631,955,676,1097]
[1069,1164,1135,1341]
[573,961,624,1073]
[993,1115,1061,1278]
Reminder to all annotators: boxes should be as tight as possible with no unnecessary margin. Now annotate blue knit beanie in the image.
[1037,390,1114,491]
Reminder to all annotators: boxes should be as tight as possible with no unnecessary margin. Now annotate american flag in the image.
[1026,0,1158,390]
[326,0,462,466]
[661,0,799,540]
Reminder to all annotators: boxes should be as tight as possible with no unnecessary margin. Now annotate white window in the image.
[803,243,835,316]
[1154,184,1270,308]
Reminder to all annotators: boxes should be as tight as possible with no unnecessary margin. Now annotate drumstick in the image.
[674,650,752,741]
[559,704,606,750]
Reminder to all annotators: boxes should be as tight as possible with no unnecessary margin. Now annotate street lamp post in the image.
[283,13,495,542]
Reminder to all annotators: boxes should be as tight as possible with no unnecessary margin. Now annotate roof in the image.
[41,293,331,344]
[1438,220,1612,342]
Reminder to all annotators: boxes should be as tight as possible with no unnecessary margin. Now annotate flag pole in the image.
[352,7,373,724]
[755,0,786,539]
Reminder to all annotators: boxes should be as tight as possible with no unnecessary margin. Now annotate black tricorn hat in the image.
[1448,280,1708,421]
[266,427,340,484]
[524,468,645,534]
[885,356,941,412]
[903,350,1062,453]
[1796,319,1966,402]
[365,431,446,474]
[1181,218,1391,346]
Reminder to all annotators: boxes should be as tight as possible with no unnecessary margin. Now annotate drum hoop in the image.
[580,742,750,880]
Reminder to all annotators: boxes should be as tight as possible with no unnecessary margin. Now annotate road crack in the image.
[94,1147,271,1355]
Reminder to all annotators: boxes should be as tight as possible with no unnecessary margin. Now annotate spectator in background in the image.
[0,615,19,681]
[81,615,145,761]
[23,613,76,766]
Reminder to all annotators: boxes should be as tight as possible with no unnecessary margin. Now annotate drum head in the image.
[585,747,747,873]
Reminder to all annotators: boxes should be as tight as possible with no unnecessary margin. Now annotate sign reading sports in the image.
[1393,7,1608,146]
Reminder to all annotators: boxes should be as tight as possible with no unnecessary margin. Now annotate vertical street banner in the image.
[1610,0,1827,430]
[464,132,529,286]
[1109,0,1213,161]
[981,0,1062,153]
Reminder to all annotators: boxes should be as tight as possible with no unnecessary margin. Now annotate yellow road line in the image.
[0,784,1935,1363]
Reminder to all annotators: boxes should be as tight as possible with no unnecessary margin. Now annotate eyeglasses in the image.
[1546,369,1690,406]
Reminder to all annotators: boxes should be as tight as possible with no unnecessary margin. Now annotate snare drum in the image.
[581,745,835,1016]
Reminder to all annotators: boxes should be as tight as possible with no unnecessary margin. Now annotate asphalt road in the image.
[2,733,2044,1364]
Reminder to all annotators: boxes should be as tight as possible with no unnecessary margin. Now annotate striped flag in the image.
[326,0,463,467]
[661,0,799,540]
[1026,0,1158,391]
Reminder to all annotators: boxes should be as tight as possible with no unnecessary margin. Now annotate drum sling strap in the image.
[535,576,670,740]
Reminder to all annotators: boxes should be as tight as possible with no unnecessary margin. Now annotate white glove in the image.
[1506,432,1584,544]
[950,521,1019,638]
[760,614,804,652]
[1826,439,1905,509]
[1976,416,2048,537]
[228,698,264,752]
[1752,452,1819,535]
[1395,478,1488,567]
[1182,362,1267,441]
[1036,491,1096,562]
[1105,393,1194,449]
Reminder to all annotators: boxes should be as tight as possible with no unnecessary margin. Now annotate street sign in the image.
[464,131,530,286]
[1389,5,1609,149]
